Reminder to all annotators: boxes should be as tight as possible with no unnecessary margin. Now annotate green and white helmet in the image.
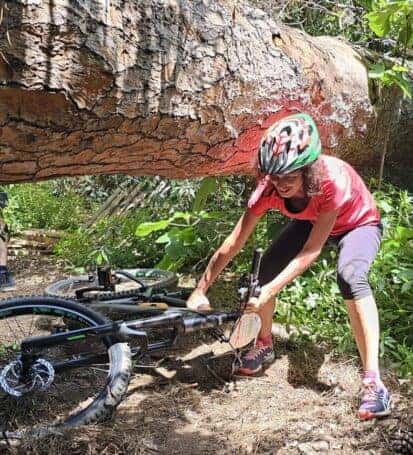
[258,113,321,175]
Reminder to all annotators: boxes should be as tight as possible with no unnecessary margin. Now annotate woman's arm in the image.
[196,209,262,293]
[257,210,339,303]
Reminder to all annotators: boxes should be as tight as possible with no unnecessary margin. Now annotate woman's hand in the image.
[244,296,261,313]
[244,286,276,313]
[186,288,212,312]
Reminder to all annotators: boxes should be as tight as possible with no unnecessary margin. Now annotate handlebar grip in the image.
[250,248,263,278]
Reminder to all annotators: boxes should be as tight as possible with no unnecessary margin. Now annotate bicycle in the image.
[44,266,186,308]
[0,251,263,444]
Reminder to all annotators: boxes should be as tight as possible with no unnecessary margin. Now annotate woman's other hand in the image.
[186,289,212,312]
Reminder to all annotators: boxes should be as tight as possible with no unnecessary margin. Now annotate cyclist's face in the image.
[269,171,304,198]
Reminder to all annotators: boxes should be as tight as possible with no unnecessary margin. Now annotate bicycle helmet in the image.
[258,113,321,175]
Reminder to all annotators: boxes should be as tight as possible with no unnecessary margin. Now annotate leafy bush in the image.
[2,182,89,232]
[55,177,251,270]
[371,184,413,376]
[55,210,167,269]
[135,210,230,271]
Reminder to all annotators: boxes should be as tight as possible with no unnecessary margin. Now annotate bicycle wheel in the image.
[0,296,131,441]
[44,268,178,301]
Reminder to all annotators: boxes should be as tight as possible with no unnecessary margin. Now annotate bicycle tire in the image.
[44,268,178,301]
[0,296,131,441]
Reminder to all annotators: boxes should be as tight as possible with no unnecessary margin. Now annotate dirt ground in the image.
[0,255,412,455]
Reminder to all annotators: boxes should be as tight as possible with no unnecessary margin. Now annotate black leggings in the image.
[258,220,382,300]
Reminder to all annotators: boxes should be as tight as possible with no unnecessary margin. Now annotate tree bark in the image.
[0,0,389,183]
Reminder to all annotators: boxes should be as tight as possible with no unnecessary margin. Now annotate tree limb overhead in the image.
[0,0,385,182]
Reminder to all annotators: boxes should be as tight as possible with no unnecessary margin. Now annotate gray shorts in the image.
[258,220,382,300]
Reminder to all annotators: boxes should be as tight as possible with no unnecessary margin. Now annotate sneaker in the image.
[0,270,16,291]
[238,341,275,375]
[358,378,392,420]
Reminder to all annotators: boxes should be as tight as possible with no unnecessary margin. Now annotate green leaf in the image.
[174,227,196,245]
[155,227,181,244]
[157,254,185,272]
[165,240,186,261]
[359,0,373,10]
[171,211,192,223]
[369,62,386,78]
[197,210,223,219]
[192,177,217,212]
[155,232,171,244]
[378,199,393,214]
[395,226,413,240]
[94,249,109,266]
[366,10,392,37]
[400,268,413,280]
[366,2,404,37]
[156,254,174,271]
[135,219,170,237]
[392,64,408,73]
[392,73,413,98]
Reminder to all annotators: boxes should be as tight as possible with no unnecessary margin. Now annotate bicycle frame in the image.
[20,310,240,373]
[75,287,190,305]
[86,292,191,317]
[20,249,264,374]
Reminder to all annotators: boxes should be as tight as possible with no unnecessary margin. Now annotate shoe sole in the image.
[358,398,392,420]
[237,352,275,376]
[358,409,392,420]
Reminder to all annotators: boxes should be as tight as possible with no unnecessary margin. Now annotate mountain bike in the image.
[45,265,184,303]
[45,267,179,300]
[0,251,263,445]
[44,265,194,319]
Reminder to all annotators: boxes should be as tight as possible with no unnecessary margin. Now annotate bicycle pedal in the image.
[134,355,166,368]
[137,302,169,310]
[134,364,159,371]
[154,366,176,379]
[134,363,158,370]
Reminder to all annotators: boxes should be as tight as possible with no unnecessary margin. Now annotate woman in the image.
[186,113,391,420]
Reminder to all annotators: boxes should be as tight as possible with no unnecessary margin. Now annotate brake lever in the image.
[238,248,263,313]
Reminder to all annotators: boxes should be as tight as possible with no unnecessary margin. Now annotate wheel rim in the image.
[46,268,177,300]
[0,305,111,433]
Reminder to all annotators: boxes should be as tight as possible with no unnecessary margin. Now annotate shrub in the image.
[2,182,88,232]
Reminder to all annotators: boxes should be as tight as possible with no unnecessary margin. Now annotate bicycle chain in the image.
[209,327,242,377]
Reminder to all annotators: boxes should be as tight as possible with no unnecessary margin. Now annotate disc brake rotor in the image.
[0,358,55,397]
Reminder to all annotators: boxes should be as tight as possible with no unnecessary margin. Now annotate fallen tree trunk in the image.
[8,229,64,256]
[0,0,397,182]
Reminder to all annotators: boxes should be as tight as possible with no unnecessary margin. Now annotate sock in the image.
[257,334,273,347]
[0,266,7,273]
[363,370,384,389]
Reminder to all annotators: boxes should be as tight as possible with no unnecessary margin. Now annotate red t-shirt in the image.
[248,155,380,236]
